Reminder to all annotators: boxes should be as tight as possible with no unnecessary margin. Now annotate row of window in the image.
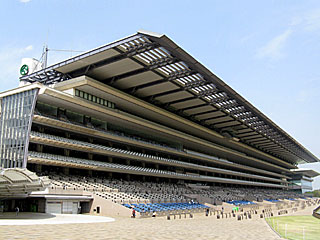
[75,89,115,109]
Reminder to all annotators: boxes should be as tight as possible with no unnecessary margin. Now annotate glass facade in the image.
[75,89,115,109]
[290,178,313,193]
[0,88,39,168]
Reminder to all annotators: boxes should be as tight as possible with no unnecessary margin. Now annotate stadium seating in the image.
[33,113,180,151]
[28,151,195,180]
[42,170,307,217]
[122,202,208,213]
[227,200,255,206]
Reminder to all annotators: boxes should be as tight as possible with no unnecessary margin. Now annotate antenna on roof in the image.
[42,45,49,69]
[42,47,84,68]
[19,44,84,80]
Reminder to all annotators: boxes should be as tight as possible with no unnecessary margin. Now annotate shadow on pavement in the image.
[0,212,56,220]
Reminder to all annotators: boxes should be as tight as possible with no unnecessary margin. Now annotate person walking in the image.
[206,208,209,217]
[132,208,136,218]
[15,206,19,216]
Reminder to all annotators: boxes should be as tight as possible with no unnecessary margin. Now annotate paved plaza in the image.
[0,213,280,240]
[0,205,316,240]
[0,213,114,226]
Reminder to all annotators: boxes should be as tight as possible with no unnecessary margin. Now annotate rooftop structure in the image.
[20,30,319,166]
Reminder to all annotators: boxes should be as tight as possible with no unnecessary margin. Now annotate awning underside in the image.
[20,31,319,165]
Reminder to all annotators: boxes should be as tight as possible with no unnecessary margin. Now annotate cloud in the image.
[19,0,31,3]
[256,8,320,61]
[25,45,33,51]
[256,29,293,60]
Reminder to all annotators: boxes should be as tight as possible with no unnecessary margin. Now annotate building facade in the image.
[0,31,319,213]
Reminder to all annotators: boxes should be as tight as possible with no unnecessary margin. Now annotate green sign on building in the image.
[20,64,29,76]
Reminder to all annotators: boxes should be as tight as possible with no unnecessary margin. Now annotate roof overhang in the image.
[29,195,93,201]
[0,168,50,196]
[19,30,320,165]
[291,169,320,178]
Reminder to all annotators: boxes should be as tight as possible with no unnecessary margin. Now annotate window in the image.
[74,89,115,110]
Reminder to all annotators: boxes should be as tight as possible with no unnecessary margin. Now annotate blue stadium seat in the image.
[122,202,209,213]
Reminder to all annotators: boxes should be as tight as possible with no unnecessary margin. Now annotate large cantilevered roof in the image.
[20,30,319,165]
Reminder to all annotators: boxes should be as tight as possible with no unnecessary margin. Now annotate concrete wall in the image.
[89,194,134,217]
[38,199,46,213]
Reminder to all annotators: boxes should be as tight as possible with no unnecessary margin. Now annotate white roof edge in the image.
[138,29,164,38]
[0,82,45,98]
[291,168,315,172]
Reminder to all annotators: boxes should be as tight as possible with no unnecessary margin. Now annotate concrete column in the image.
[141,162,145,168]
[36,144,43,152]
[108,156,113,163]
[88,170,93,177]
[88,153,93,160]
[64,149,70,156]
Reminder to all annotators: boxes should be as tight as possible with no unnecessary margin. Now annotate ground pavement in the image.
[0,211,283,240]
[3,201,317,240]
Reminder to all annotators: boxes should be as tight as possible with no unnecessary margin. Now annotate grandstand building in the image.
[290,169,319,194]
[0,30,319,215]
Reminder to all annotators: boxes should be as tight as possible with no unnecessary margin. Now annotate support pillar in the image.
[64,149,70,157]
[36,144,43,152]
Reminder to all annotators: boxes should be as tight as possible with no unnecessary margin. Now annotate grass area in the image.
[266,216,320,240]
